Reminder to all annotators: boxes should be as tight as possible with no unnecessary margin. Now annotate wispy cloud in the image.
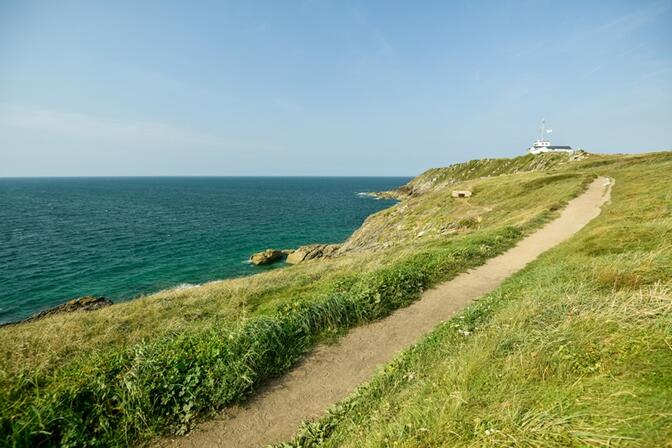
[630,58,672,89]
[560,2,671,81]
[579,44,647,79]
[592,0,671,36]
[572,0,671,43]
[0,103,280,152]
[352,8,396,60]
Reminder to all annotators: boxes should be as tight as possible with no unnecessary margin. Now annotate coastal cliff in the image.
[254,152,590,261]
[4,151,670,448]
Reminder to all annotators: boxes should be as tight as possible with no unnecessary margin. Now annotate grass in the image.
[1,151,664,447]
[1,227,528,447]
[277,151,672,447]
[397,152,574,196]
[0,156,589,378]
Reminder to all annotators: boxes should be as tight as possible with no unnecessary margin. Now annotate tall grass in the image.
[0,168,586,381]
[2,151,647,446]
[277,152,672,447]
[1,228,524,446]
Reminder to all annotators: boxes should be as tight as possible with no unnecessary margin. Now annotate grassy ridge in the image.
[342,162,594,252]
[278,152,672,447]
[396,152,574,197]
[0,154,601,446]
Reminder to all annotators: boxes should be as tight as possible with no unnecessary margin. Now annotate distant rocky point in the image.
[1,296,113,327]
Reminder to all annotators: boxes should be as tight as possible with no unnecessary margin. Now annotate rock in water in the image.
[250,249,286,265]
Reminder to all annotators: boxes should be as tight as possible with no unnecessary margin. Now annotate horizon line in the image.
[0,174,416,179]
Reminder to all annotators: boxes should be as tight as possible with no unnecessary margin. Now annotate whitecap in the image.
[356,192,377,198]
[172,283,201,291]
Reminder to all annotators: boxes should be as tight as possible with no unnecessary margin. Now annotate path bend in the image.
[163,176,613,448]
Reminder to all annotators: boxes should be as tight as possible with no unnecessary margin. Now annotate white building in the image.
[528,120,573,155]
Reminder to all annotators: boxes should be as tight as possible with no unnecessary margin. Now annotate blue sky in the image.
[1,0,670,176]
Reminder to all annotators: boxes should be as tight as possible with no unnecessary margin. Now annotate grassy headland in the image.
[279,151,672,447]
[2,151,668,446]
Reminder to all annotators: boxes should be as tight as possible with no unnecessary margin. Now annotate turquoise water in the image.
[0,177,408,324]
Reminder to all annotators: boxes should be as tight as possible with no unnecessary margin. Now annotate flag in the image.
[546,129,553,133]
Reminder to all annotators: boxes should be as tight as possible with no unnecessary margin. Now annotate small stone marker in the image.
[451,190,472,198]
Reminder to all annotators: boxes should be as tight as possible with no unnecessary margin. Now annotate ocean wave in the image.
[356,192,378,199]
[172,283,201,291]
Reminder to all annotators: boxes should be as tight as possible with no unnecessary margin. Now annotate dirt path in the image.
[163,177,613,448]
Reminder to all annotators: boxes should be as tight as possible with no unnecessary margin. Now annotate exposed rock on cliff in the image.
[34,296,113,318]
[286,244,340,264]
[0,296,114,327]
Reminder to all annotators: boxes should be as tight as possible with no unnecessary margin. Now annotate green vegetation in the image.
[341,167,594,252]
[3,151,668,447]
[279,151,672,447]
[394,152,573,197]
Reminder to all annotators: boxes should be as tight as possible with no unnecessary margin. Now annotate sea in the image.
[0,177,409,324]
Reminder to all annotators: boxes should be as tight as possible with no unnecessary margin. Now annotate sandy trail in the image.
[164,177,613,448]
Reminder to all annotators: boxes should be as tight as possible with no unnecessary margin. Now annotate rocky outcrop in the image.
[250,244,341,266]
[286,244,340,264]
[249,249,289,265]
[33,296,113,319]
[1,296,114,327]
[366,188,411,201]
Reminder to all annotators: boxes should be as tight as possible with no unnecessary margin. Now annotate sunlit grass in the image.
[3,151,669,446]
[0,156,590,379]
[278,151,672,447]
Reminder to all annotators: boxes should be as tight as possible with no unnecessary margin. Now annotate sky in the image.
[0,0,670,176]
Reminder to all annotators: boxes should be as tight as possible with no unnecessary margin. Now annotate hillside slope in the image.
[373,152,587,200]
[280,151,672,447]
[170,177,612,448]
[1,151,667,447]
[340,152,596,253]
